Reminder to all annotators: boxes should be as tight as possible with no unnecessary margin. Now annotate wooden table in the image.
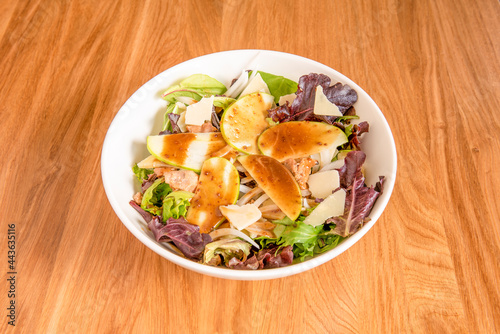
[1,0,499,333]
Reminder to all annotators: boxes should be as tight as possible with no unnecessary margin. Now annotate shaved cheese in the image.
[314,86,342,116]
[303,190,346,226]
[185,95,214,126]
[278,93,296,106]
[239,73,270,97]
[307,170,340,199]
[219,204,262,230]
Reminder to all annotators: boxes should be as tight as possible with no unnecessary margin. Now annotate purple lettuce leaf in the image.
[344,121,370,150]
[328,177,382,237]
[257,245,294,268]
[268,73,358,123]
[141,173,158,193]
[158,129,171,135]
[227,245,294,270]
[168,113,182,134]
[147,216,172,242]
[290,73,331,121]
[344,106,357,117]
[356,121,369,136]
[227,255,260,270]
[338,150,366,189]
[326,151,386,237]
[148,217,211,259]
[374,176,385,193]
[211,111,220,131]
[268,102,291,123]
[323,82,358,114]
[158,114,182,135]
[333,121,346,131]
[129,200,154,223]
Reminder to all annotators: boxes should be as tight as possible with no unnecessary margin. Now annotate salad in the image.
[129,69,384,270]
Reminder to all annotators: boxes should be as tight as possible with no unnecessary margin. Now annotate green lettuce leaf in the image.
[314,229,344,254]
[162,86,202,104]
[335,115,359,123]
[203,238,252,266]
[273,216,295,226]
[141,178,172,215]
[162,191,194,221]
[256,218,345,262]
[281,221,346,261]
[344,124,354,138]
[213,96,236,109]
[280,221,323,245]
[178,74,227,95]
[162,103,178,132]
[255,71,298,103]
[162,74,227,104]
[132,164,153,182]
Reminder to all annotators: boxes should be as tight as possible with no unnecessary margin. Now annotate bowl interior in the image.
[101,50,397,280]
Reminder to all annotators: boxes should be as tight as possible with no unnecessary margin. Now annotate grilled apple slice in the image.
[257,121,348,161]
[220,92,275,154]
[147,133,226,173]
[185,157,240,233]
[238,154,301,220]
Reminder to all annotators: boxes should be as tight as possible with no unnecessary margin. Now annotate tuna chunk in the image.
[153,168,199,193]
[283,158,317,190]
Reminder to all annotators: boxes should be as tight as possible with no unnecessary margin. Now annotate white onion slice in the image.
[175,96,198,105]
[319,147,337,168]
[239,185,252,194]
[259,204,279,213]
[253,194,269,208]
[310,153,321,173]
[209,228,260,249]
[235,164,247,173]
[302,198,311,209]
[224,71,249,98]
[259,204,285,220]
[237,187,263,205]
[240,176,254,185]
[248,65,259,81]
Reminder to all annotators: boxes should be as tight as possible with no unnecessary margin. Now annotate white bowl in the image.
[101,50,397,280]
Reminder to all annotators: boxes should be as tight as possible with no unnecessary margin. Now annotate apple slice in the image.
[238,155,302,220]
[257,121,348,162]
[220,92,275,154]
[147,133,227,173]
[185,157,240,233]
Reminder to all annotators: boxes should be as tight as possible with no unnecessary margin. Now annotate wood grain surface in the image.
[1,0,499,333]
